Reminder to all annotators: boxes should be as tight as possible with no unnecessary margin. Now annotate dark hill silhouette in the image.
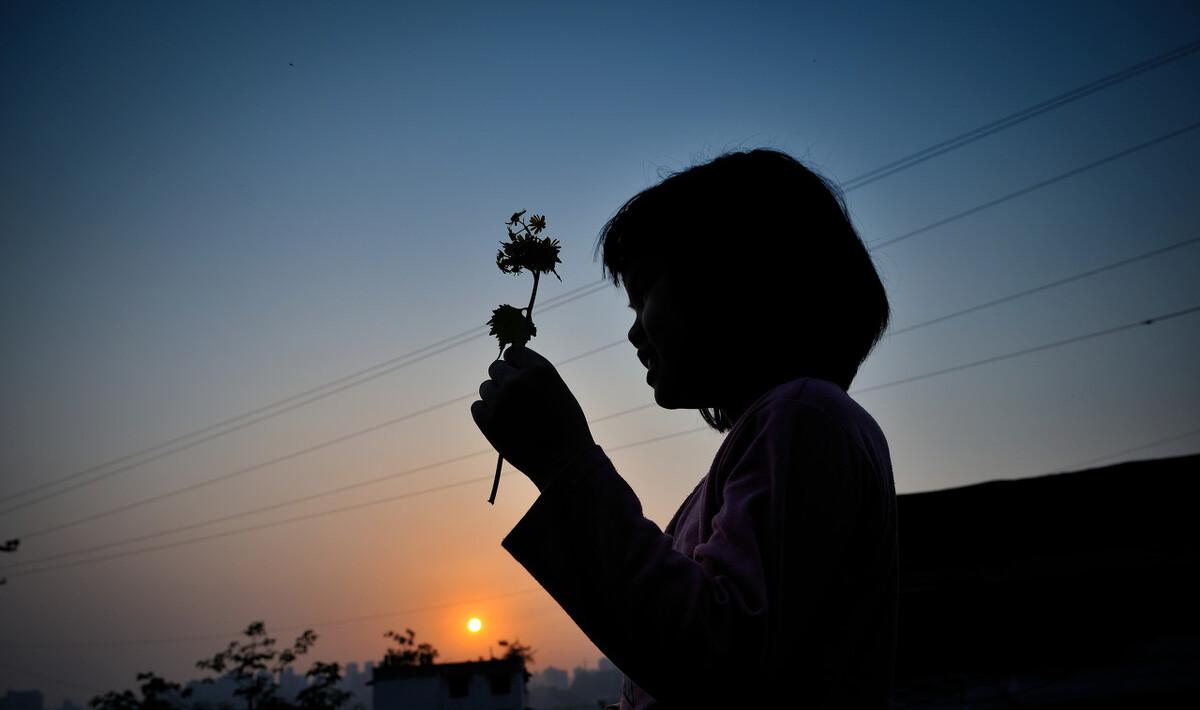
[895,453,1200,707]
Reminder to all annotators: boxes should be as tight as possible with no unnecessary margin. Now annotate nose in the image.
[627,315,645,351]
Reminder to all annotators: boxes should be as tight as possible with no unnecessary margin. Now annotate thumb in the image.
[503,344,546,368]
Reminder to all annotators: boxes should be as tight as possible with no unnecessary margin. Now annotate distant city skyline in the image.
[0,649,620,710]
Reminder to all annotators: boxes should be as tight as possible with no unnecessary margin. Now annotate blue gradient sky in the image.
[2,1,1199,704]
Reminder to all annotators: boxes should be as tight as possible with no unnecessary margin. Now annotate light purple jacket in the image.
[502,377,898,708]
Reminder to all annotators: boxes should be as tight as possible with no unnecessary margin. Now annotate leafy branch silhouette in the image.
[380,627,440,668]
[497,638,537,689]
[486,210,562,504]
[194,621,319,709]
[90,620,360,709]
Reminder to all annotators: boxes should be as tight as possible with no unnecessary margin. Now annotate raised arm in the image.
[501,400,868,706]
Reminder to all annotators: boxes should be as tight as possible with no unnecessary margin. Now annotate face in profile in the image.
[625,262,790,417]
[625,264,728,410]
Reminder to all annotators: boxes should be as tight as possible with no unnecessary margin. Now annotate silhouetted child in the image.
[495,149,896,708]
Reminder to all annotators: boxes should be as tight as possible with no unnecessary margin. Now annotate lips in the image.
[637,349,656,370]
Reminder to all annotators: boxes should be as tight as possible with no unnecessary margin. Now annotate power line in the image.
[7,445,508,564]
[4,427,707,575]
[2,475,495,577]
[1060,427,1200,471]
[15,224,1198,543]
[853,305,1200,394]
[13,339,630,541]
[869,119,1200,249]
[0,280,612,513]
[840,39,1200,192]
[7,303,1196,579]
[5,424,702,571]
[0,329,489,508]
[8,439,1200,651]
[9,43,1192,509]
[3,427,711,579]
[885,237,1200,336]
[14,445,487,546]
[0,586,545,649]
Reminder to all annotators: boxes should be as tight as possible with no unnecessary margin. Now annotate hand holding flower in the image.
[471,345,596,493]
[476,210,566,503]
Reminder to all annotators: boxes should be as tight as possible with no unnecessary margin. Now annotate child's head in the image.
[594,148,890,432]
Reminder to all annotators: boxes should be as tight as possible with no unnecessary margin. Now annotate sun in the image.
[467,617,483,633]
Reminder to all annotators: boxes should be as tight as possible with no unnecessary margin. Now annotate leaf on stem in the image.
[487,304,537,349]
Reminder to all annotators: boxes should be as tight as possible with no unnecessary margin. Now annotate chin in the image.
[649,375,703,410]
[648,374,674,407]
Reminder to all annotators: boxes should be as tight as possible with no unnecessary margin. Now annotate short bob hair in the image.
[594,148,890,433]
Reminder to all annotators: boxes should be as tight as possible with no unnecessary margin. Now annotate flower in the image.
[495,231,563,281]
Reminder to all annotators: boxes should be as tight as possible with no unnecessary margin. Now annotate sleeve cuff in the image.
[500,443,613,558]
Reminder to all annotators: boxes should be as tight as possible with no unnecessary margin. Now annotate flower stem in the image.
[489,271,542,505]
[488,449,504,505]
[526,271,540,319]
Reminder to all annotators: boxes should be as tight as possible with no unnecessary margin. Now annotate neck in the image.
[720,374,780,426]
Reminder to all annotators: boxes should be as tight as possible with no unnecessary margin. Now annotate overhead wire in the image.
[1059,427,1200,472]
[3,44,1197,709]
[0,280,612,513]
[5,303,1197,579]
[0,586,546,649]
[839,38,1200,192]
[5,40,1195,510]
[13,181,1200,543]
[4,424,711,570]
[869,120,1200,249]
[3,427,713,578]
[11,119,1200,539]
[6,446,1199,651]
[854,305,1200,394]
[885,236,1200,336]
[12,338,630,541]
[5,430,1198,654]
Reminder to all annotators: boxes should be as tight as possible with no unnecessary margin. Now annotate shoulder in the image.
[737,377,880,442]
[728,377,891,474]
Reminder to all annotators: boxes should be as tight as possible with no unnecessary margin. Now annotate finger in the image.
[478,379,498,402]
[488,358,518,382]
[470,399,491,429]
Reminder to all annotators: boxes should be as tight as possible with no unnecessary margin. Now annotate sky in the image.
[2,0,1199,705]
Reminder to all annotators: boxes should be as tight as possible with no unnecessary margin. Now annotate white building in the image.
[371,657,526,710]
